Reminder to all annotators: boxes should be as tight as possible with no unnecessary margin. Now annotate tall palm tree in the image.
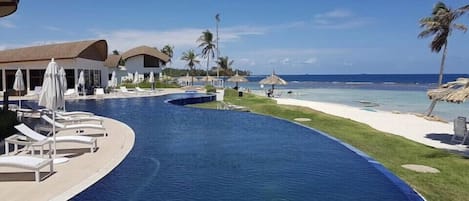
[216,56,234,76]
[161,45,174,66]
[180,49,200,85]
[419,1,469,116]
[197,30,216,84]
[215,13,221,77]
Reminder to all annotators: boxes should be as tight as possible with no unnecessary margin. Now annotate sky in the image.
[1,0,469,75]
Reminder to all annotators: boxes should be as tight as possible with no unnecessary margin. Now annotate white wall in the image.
[125,55,162,75]
[0,58,108,92]
[75,58,108,87]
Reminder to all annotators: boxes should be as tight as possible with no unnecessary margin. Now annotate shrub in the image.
[0,110,19,140]
[205,85,216,93]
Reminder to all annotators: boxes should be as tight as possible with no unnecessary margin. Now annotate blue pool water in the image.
[67,94,422,201]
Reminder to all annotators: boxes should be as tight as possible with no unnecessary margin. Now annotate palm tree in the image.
[215,13,221,77]
[418,1,469,116]
[180,49,200,85]
[197,30,216,84]
[161,45,174,66]
[216,56,234,76]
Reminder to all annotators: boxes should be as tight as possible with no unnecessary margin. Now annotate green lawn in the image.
[191,89,469,201]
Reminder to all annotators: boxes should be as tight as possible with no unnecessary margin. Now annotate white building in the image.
[0,40,109,95]
[121,46,169,77]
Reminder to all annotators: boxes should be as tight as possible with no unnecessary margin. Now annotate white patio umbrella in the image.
[38,58,67,164]
[110,70,117,88]
[149,71,155,91]
[78,70,85,97]
[133,71,140,85]
[13,69,25,109]
[58,67,67,111]
[127,72,133,82]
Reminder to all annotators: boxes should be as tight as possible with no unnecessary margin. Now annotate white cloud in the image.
[343,61,353,66]
[43,26,62,31]
[91,21,307,53]
[315,9,353,18]
[267,59,278,64]
[304,57,318,64]
[313,9,371,29]
[0,20,15,28]
[238,58,256,67]
[281,58,290,64]
[249,48,353,57]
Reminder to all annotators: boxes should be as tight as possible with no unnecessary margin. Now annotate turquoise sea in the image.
[231,74,469,121]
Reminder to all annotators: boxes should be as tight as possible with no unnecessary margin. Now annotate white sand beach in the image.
[275,98,469,154]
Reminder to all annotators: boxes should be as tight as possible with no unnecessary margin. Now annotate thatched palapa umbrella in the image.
[428,78,469,103]
[259,71,287,93]
[200,75,215,83]
[227,71,248,89]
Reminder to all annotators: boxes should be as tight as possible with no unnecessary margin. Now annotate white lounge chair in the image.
[25,86,42,98]
[56,111,94,117]
[0,156,53,182]
[56,113,103,125]
[453,116,468,144]
[95,88,105,98]
[13,123,97,156]
[120,86,136,94]
[135,87,151,93]
[64,88,77,97]
[41,115,108,136]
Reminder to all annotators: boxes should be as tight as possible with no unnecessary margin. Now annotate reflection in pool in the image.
[69,94,422,201]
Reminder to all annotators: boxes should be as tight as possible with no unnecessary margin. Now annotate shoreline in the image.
[274,98,469,154]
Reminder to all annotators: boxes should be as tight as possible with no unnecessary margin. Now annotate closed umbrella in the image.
[110,70,117,88]
[58,67,67,110]
[38,58,67,164]
[133,71,140,85]
[149,71,155,91]
[78,70,85,96]
[259,71,287,96]
[128,72,133,82]
[227,71,248,89]
[13,69,25,109]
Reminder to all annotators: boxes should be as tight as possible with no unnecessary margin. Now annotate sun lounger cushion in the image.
[14,123,98,154]
[0,156,53,182]
[41,115,105,130]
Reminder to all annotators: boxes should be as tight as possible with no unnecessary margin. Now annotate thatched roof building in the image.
[104,54,122,68]
[121,46,169,62]
[0,40,108,64]
[0,39,109,92]
[121,45,170,74]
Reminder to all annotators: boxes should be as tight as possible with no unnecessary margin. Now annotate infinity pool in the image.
[67,94,422,201]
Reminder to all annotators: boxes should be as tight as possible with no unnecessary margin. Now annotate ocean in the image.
[233,74,469,121]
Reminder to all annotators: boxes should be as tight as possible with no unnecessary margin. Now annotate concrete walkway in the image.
[0,117,135,201]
